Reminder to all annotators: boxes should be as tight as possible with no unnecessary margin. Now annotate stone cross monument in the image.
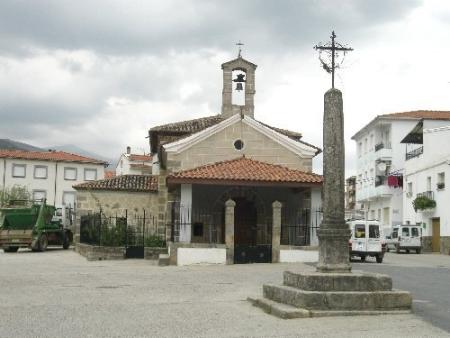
[249,32,412,318]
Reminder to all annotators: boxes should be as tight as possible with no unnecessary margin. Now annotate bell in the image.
[235,82,243,91]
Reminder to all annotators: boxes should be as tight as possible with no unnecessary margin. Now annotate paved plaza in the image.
[0,249,448,337]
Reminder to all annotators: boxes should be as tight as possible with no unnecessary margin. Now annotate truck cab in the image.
[348,220,385,263]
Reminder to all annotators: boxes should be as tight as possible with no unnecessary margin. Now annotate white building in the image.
[0,149,107,207]
[351,111,450,234]
[401,113,450,253]
[115,146,152,176]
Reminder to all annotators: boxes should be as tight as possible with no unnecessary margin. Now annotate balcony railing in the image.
[375,142,392,152]
[417,191,434,200]
[406,146,423,160]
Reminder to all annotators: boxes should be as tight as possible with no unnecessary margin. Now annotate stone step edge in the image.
[248,297,411,319]
[247,297,311,319]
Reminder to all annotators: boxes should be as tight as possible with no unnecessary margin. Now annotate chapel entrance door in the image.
[233,197,271,264]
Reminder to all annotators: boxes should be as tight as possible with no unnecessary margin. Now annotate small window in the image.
[84,169,97,181]
[33,190,46,201]
[234,139,244,150]
[34,165,48,179]
[64,167,77,180]
[369,225,380,238]
[12,164,26,178]
[411,227,419,237]
[193,222,203,237]
[437,172,445,190]
[392,229,398,239]
[402,227,409,237]
[354,224,366,238]
[62,192,76,207]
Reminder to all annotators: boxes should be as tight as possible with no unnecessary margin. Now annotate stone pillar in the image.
[316,88,351,273]
[179,184,192,243]
[225,199,236,264]
[271,201,282,263]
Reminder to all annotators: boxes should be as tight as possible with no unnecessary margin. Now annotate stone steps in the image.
[263,283,412,311]
[247,297,311,319]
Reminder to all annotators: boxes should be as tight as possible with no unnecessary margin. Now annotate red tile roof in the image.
[74,175,158,192]
[167,157,323,186]
[0,149,107,165]
[104,170,116,179]
[381,110,450,120]
[129,154,152,162]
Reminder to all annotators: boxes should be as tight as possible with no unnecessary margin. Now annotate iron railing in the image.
[406,146,423,160]
[281,207,322,246]
[80,209,165,247]
[417,191,434,200]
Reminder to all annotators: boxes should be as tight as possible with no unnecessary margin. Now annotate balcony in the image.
[375,142,391,152]
[406,146,423,160]
[417,191,434,200]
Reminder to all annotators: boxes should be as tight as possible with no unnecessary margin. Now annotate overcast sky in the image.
[1,0,449,175]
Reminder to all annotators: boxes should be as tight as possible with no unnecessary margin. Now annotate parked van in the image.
[387,225,422,254]
[348,220,385,263]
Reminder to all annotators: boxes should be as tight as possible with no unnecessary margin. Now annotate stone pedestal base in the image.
[316,228,351,273]
[249,270,412,319]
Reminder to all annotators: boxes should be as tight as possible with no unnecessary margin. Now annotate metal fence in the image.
[170,203,224,244]
[281,207,322,246]
[80,209,165,248]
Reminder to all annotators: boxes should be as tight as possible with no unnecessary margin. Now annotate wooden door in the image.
[432,218,440,252]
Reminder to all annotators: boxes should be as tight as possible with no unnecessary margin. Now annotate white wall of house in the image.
[403,123,450,238]
[115,150,152,176]
[0,158,105,206]
[353,118,419,229]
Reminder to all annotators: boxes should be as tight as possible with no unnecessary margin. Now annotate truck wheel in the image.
[406,249,410,254]
[62,235,70,250]
[38,234,48,252]
[396,245,400,254]
[376,255,383,263]
[3,246,19,253]
[360,256,366,262]
[416,248,421,254]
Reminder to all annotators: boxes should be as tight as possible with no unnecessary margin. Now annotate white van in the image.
[387,225,422,254]
[348,220,385,263]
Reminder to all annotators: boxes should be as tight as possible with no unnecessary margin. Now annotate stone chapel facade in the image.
[75,54,323,265]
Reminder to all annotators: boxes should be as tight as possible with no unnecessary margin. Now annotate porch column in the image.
[225,199,235,264]
[179,184,192,243]
[272,200,282,263]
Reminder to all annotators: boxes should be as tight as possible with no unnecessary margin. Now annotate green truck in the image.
[0,200,73,252]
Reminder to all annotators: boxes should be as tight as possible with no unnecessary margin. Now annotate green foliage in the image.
[0,185,31,207]
[144,235,166,248]
[99,221,127,247]
[412,195,436,212]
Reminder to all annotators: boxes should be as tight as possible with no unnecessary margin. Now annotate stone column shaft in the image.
[225,199,236,264]
[271,201,282,263]
[317,88,351,273]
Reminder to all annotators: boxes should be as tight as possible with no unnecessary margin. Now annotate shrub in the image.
[412,196,436,212]
[144,235,166,248]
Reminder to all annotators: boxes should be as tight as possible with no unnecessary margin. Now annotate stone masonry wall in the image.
[167,122,312,173]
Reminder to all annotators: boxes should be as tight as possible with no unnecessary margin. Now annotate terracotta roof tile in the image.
[0,149,107,165]
[74,175,158,192]
[104,170,116,179]
[167,157,323,186]
[129,154,152,162]
[381,110,450,120]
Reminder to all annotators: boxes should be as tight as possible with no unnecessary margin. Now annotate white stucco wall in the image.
[177,248,226,266]
[280,249,318,263]
[0,158,104,206]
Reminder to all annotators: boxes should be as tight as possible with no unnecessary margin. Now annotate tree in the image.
[0,185,31,207]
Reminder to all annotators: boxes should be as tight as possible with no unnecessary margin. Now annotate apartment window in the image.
[377,209,381,221]
[34,165,48,179]
[437,172,445,190]
[64,167,77,181]
[358,142,362,157]
[12,164,26,178]
[364,138,368,153]
[426,176,431,191]
[369,134,374,151]
[370,210,375,220]
[407,182,413,197]
[84,168,97,181]
[33,190,47,201]
[62,192,76,207]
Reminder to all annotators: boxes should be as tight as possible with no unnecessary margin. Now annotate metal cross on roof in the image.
[236,41,244,58]
[314,31,353,88]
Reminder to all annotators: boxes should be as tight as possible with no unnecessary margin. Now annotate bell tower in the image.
[221,55,257,118]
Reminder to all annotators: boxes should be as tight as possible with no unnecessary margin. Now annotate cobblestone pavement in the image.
[0,249,448,338]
